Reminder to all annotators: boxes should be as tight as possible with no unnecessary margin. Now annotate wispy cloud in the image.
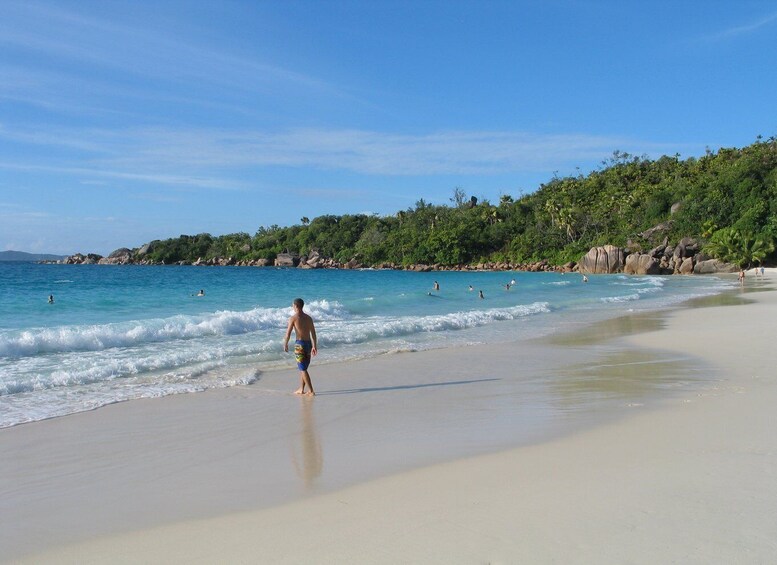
[290,187,375,200]
[129,192,184,204]
[0,1,362,110]
[0,124,685,183]
[0,160,246,191]
[0,209,53,220]
[702,10,777,42]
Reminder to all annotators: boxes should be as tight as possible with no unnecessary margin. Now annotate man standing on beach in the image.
[283,298,318,396]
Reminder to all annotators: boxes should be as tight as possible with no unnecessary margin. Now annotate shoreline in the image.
[4,275,776,562]
[1,266,734,430]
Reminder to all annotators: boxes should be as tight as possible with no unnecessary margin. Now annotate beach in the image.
[3,272,776,563]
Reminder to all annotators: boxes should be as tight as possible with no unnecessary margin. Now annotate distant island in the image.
[0,250,68,262]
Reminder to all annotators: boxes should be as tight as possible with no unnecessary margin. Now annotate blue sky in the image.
[1,0,776,255]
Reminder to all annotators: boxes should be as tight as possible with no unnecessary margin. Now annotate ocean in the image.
[0,262,735,428]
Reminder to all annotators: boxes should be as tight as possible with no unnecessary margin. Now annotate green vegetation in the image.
[141,137,777,268]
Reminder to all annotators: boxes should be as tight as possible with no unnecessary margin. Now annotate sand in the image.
[3,272,776,564]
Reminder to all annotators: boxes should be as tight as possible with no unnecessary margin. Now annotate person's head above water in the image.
[293,297,304,310]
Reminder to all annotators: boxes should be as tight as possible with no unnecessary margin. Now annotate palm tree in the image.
[705,228,775,267]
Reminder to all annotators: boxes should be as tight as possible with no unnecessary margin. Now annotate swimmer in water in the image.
[48,294,54,304]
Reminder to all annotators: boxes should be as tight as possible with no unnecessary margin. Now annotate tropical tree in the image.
[704,228,775,267]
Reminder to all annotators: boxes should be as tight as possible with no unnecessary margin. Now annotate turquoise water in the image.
[0,262,734,427]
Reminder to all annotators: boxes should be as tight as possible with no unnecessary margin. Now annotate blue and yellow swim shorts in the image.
[294,340,312,371]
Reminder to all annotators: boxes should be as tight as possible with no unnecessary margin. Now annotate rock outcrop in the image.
[303,251,323,269]
[274,251,299,267]
[638,222,672,241]
[64,253,103,264]
[679,256,695,274]
[693,259,739,274]
[578,245,626,274]
[136,241,155,257]
[56,234,746,275]
[623,253,660,275]
[672,237,700,261]
[98,248,133,265]
[580,236,739,276]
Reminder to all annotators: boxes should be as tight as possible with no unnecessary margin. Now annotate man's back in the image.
[291,312,315,341]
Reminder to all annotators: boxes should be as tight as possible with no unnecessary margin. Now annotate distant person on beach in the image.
[479,290,484,299]
[761,266,766,277]
[582,275,589,283]
[197,289,205,296]
[468,285,474,291]
[283,298,318,396]
[48,294,54,304]
[433,281,440,291]
[739,270,745,285]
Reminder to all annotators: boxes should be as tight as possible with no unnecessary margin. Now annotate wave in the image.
[636,287,661,294]
[614,276,665,288]
[0,369,259,428]
[0,300,546,360]
[607,276,665,301]
[0,301,551,396]
[322,301,551,344]
[0,300,347,358]
[600,294,640,303]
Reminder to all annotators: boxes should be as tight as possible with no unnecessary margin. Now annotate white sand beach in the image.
[3,273,776,564]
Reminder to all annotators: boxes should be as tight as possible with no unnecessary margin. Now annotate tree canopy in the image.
[141,137,777,268]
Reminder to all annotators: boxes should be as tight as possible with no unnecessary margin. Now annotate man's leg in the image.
[294,372,306,395]
[302,370,315,396]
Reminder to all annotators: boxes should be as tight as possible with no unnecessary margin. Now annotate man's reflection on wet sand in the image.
[291,398,323,489]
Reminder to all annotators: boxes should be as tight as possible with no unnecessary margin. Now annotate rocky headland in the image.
[50,236,739,275]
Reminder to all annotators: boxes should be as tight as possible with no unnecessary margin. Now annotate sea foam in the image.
[0,300,347,358]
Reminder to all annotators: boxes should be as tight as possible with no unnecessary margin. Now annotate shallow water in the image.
[0,262,736,427]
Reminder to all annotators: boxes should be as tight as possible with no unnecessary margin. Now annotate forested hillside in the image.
[140,137,776,268]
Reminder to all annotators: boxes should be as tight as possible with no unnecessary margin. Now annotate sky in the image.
[1,0,776,256]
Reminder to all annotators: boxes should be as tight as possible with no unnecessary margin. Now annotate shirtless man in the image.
[283,298,318,396]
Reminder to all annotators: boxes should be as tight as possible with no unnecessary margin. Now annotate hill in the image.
[67,137,777,270]
[0,250,68,262]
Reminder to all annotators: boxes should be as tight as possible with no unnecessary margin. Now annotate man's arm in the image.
[283,318,294,352]
[310,323,317,356]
